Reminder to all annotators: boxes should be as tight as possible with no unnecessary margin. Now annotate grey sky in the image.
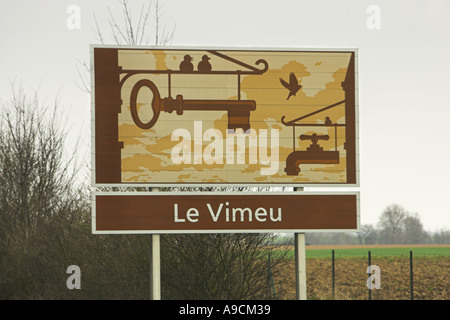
[1,0,449,231]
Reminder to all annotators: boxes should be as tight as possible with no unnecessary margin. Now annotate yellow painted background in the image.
[117,49,353,183]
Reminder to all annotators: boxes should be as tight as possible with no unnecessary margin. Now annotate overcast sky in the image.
[1,0,449,231]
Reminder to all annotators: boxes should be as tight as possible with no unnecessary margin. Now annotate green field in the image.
[282,245,450,259]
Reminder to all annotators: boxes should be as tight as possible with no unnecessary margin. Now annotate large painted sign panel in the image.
[92,46,358,186]
[92,192,359,234]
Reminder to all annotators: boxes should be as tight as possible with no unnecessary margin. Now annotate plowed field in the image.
[275,245,450,300]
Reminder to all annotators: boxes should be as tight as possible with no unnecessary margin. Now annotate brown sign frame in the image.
[92,191,360,234]
[91,45,359,187]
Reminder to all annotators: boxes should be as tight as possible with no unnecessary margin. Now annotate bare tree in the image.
[377,204,430,244]
[0,85,85,234]
[161,233,291,299]
[357,224,378,245]
[402,213,427,244]
[432,229,450,244]
[93,0,175,46]
[76,0,175,93]
[0,84,92,298]
[377,204,407,244]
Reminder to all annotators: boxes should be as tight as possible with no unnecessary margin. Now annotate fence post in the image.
[410,251,414,301]
[331,249,335,299]
[368,250,371,300]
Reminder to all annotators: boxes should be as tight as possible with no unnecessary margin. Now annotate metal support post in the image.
[332,249,335,299]
[294,187,307,300]
[150,234,161,300]
[295,232,307,300]
[150,187,161,300]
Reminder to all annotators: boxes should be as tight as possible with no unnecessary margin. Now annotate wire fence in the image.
[273,247,450,300]
[323,249,448,300]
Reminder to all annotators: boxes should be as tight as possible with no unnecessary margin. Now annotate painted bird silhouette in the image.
[280,72,302,100]
[198,55,212,72]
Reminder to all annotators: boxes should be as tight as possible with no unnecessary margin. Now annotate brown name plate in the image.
[92,192,359,234]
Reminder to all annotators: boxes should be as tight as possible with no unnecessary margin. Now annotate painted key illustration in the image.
[120,50,269,132]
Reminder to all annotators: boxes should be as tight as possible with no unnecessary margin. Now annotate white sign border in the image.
[92,191,360,235]
[90,45,360,188]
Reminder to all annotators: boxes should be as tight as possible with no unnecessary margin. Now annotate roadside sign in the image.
[92,46,358,187]
[92,192,359,234]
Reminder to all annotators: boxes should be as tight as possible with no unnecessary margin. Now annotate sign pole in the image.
[294,187,307,300]
[150,187,161,300]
